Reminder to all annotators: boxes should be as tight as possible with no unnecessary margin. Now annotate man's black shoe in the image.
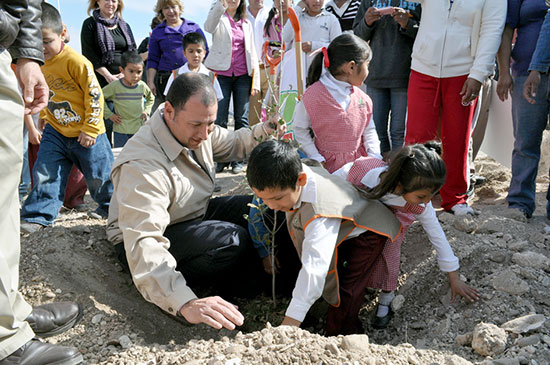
[0,338,82,365]
[26,302,82,338]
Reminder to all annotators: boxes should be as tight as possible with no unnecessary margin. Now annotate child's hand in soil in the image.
[448,271,480,303]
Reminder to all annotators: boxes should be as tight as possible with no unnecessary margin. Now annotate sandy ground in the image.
[18,152,550,364]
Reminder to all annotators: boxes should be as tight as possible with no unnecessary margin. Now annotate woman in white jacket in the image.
[404,0,506,215]
[204,0,260,174]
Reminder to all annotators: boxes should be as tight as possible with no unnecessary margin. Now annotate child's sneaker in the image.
[450,203,477,216]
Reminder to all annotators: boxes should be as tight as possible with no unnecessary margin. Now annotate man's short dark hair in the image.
[182,32,206,51]
[247,140,303,191]
[166,73,217,112]
[121,51,143,68]
[41,2,63,34]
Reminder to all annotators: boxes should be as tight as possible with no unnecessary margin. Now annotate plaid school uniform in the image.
[302,81,373,173]
[347,156,426,291]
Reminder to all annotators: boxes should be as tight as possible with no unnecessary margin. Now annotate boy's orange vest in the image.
[286,165,401,307]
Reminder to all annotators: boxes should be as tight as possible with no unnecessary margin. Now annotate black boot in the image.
[25,302,82,338]
[0,339,82,365]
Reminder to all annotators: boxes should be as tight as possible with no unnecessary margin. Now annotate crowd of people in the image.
[1,0,549,363]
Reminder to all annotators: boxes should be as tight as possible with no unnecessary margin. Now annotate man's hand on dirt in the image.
[448,271,480,303]
[179,297,244,330]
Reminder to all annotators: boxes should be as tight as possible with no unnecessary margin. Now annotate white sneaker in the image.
[451,203,476,216]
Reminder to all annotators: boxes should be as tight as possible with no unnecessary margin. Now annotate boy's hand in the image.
[78,132,96,148]
[302,42,312,53]
[262,254,280,275]
[497,72,513,102]
[141,112,149,121]
[448,271,480,303]
[37,118,46,132]
[28,128,42,145]
[110,114,123,125]
[460,78,482,105]
[148,80,157,96]
[251,88,260,96]
[281,316,301,327]
[262,113,286,137]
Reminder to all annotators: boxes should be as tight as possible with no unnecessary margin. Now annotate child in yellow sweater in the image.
[20,3,113,234]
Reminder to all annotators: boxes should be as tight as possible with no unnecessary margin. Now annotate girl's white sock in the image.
[376,291,395,317]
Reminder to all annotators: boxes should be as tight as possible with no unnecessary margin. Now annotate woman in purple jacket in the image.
[147,0,209,112]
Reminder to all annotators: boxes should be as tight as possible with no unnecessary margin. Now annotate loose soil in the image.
[19,153,550,364]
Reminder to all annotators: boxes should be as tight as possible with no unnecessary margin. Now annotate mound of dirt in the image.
[19,155,550,364]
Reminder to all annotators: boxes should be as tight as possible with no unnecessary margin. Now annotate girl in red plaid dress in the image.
[293,34,381,173]
[334,142,480,329]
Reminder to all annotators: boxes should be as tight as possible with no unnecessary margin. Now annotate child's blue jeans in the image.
[21,124,113,226]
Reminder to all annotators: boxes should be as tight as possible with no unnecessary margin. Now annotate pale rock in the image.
[325,342,340,356]
[391,294,405,311]
[490,251,507,264]
[503,234,513,242]
[341,334,369,354]
[92,314,104,324]
[517,334,539,347]
[227,345,246,354]
[492,270,530,295]
[261,332,273,346]
[453,217,477,233]
[455,332,473,346]
[511,251,550,271]
[207,361,223,365]
[44,291,56,299]
[541,334,550,346]
[471,322,508,357]
[118,335,132,349]
[508,241,529,252]
[528,232,545,246]
[407,354,420,365]
[224,359,241,365]
[501,314,546,334]
[443,354,474,364]
[55,288,62,294]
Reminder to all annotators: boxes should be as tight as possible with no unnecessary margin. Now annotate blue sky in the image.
[51,0,274,52]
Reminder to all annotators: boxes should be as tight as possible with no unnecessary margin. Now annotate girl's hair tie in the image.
[321,47,330,68]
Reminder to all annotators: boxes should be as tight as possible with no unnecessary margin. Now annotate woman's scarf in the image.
[93,8,136,66]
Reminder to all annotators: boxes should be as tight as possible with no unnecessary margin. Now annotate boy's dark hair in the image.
[166,72,217,112]
[182,32,206,51]
[121,51,143,68]
[364,141,446,199]
[247,140,303,191]
[307,33,372,87]
[41,2,63,34]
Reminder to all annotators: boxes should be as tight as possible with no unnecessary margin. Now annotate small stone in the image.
[455,332,473,346]
[341,334,369,353]
[490,251,507,264]
[471,322,508,357]
[490,358,520,365]
[511,251,550,271]
[410,321,425,329]
[92,314,104,324]
[528,232,545,246]
[492,270,530,295]
[55,288,62,294]
[508,241,529,252]
[224,359,241,365]
[227,345,246,354]
[501,314,546,334]
[44,291,56,299]
[391,295,405,311]
[517,334,539,347]
[325,343,340,355]
[453,217,477,233]
[118,335,132,349]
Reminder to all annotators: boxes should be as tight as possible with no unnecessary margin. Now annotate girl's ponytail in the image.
[364,142,446,199]
[363,145,415,200]
[306,51,325,87]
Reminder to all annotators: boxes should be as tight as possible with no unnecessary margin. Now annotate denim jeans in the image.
[21,124,114,226]
[216,74,252,131]
[507,74,550,216]
[113,132,133,148]
[366,87,408,154]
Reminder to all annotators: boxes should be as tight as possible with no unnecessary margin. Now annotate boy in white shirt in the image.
[246,140,401,335]
[164,32,223,101]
